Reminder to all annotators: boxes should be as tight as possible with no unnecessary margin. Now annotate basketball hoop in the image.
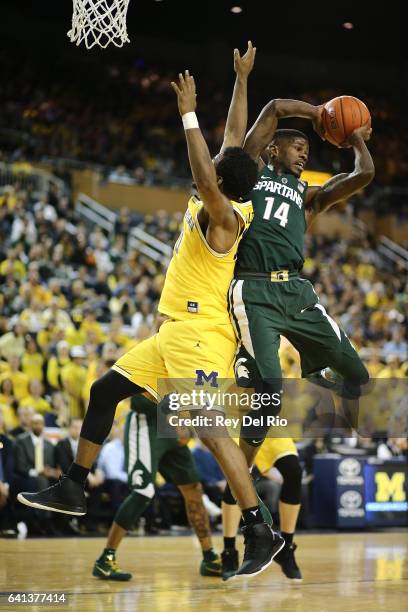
[68,0,131,49]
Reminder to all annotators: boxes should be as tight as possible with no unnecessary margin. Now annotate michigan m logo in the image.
[195,370,218,388]
[375,472,406,502]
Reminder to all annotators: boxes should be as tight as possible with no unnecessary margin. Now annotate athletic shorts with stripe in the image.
[124,405,199,498]
[112,317,237,400]
[228,277,368,385]
[255,437,298,474]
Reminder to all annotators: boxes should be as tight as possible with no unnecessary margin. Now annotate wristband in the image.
[182,112,199,130]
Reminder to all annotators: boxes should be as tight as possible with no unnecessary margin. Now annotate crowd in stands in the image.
[0,51,407,217]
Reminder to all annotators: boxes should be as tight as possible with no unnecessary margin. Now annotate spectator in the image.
[0,355,29,401]
[21,335,44,384]
[55,418,82,473]
[114,207,131,244]
[92,269,112,301]
[42,297,72,330]
[0,248,26,282]
[384,327,408,362]
[9,406,35,439]
[80,309,105,345]
[13,413,60,534]
[0,377,19,432]
[13,413,58,487]
[44,392,70,428]
[0,406,14,534]
[377,437,408,460]
[0,321,26,360]
[20,380,51,415]
[19,264,51,308]
[65,310,87,347]
[60,346,87,418]
[19,299,46,334]
[131,300,154,335]
[47,340,71,391]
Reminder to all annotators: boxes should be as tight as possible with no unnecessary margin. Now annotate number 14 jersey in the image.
[234,166,308,275]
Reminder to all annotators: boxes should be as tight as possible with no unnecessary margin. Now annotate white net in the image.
[68,0,131,49]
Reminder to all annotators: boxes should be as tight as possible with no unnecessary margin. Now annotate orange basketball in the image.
[322,96,371,147]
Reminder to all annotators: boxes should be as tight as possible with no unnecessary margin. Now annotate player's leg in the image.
[203,447,283,581]
[191,430,284,578]
[221,483,242,579]
[94,409,159,581]
[159,319,285,578]
[321,337,369,433]
[18,335,166,515]
[159,319,260,513]
[273,453,303,581]
[158,439,221,576]
[220,440,293,580]
[229,279,284,454]
[286,281,369,432]
[178,483,222,576]
[223,439,304,581]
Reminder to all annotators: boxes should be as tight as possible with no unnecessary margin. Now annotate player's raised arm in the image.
[218,41,256,155]
[244,99,323,161]
[171,70,235,226]
[305,124,374,221]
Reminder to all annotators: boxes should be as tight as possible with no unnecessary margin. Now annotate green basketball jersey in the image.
[235,166,308,274]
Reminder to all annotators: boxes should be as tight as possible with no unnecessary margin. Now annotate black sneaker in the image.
[221,549,239,580]
[233,523,285,579]
[17,475,86,516]
[274,542,303,582]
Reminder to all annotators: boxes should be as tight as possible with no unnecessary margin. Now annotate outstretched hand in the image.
[171,70,197,116]
[347,122,372,144]
[234,40,257,78]
[338,122,372,148]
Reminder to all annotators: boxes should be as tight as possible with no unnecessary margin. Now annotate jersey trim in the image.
[232,201,252,227]
[193,204,243,259]
[229,279,256,358]
[111,365,159,401]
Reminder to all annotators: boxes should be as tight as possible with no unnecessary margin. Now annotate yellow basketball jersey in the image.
[159,196,253,324]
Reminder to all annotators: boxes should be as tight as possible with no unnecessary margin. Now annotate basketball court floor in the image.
[1,532,407,611]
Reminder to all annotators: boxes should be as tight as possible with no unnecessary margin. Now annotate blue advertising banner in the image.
[335,456,366,528]
[313,455,408,528]
[364,459,408,527]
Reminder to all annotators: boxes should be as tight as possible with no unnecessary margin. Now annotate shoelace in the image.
[242,526,262,559]
[243,525,282,560]
[41,476,64,492]
[106,556,120,571]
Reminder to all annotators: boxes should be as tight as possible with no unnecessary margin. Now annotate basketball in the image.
[322,96,371,146]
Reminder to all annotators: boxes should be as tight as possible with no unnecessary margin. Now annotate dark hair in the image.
[216,147,258,200]
[271,129,309,145]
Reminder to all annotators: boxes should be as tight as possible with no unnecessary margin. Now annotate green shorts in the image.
[124,403,199,496]
[229,275,368,383]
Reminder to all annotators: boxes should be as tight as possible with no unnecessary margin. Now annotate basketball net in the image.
[68,0,131,49]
